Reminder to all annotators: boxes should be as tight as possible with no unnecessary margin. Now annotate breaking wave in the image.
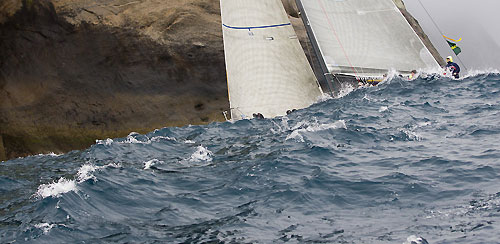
[34,163,120,199]
[188,145,213,163]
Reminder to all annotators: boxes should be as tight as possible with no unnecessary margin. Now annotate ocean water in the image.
[1,72,499,243]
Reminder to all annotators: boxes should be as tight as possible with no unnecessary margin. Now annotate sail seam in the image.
[223,23,291,30]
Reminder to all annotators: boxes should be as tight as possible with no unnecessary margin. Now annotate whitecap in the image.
[24,152,64,159]
[189,146,213,162]
[35,223,56,234]
[34,163,121,199]
[420,66,446,78]
[184,140,195,144]
[286,120,347,142]
[379,106,389,112]
[96,138,113,145]
[416,121,432,127]
[122,133,151,144]
[76,164,103,182]
[35,152,63,157]
[400,128,423,141]
[35,178,78,199]
[286,130,304,142]
[425,193,500,219]
[315,93,333,103]
[151,136,176,142]
[97,133,176,146]
[431,68,499,80]
[271,117,290,134]
[403,235,429,244]
[398,122,430,141]
[144,159,163,170]
[337,83,356,98]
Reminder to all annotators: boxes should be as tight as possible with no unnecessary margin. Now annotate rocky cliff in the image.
[0,0,228,160]
[0,0,443,161]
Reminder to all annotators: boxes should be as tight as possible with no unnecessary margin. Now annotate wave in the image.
[463,68,500,78]
[417,67,499,78]
[144,159,163,170]
[315,69,499,102]
[3,71,500,243]
[285,119,347,142]
[34,163,121,199]
[403,235,429,244]
[424,192,500,220]
[36,152,63,157]
[34,223,56,234]
[188,145,213,163]
[96,132,177,146]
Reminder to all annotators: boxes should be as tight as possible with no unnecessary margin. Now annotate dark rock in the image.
[0,0,227,160]
[0,134,6,161]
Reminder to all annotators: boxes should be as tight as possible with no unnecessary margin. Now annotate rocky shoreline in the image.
[0,0,442,161]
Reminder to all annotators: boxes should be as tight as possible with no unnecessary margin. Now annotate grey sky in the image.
[404,0,500,70]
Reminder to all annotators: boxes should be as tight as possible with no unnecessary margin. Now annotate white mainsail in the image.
[220,0,323,120]
[298,0,439,77]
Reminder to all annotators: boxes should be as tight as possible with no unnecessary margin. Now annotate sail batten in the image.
[221,0,323,120]
[299,0,439,77]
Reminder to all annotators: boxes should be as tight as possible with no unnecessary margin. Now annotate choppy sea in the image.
[1,72,499,243]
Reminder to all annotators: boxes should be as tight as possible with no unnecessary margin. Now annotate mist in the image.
[404,0,500,70]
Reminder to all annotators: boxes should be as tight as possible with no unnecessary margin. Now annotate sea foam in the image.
[96,138,114,145]
[286,119,347,142]
[35,178,78,199]
[144,159,164,170]
[34,223,56,234]
[189,146,213,162]
[403,235,429,244]
[97,133,177,145]
[379,106,389,112]
[35,163,120,199]
[35,152,63,157]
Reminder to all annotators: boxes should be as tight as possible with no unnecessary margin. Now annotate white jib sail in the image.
[299,0,439,77]
[220,0,323,120]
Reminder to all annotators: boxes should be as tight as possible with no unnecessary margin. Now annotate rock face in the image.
[0,135,6,160]
[0,0,22,24]
[1,0,227,160]
[0,0,443,161]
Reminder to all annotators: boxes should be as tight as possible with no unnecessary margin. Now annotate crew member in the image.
[409,70,417,80]
[445,56,460,79]
[253,113,264,119]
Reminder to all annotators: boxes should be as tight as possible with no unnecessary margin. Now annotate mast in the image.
[220,0,323,120]
[295,0,336,96]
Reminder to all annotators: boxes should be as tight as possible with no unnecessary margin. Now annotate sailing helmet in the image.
[446,56,453,62]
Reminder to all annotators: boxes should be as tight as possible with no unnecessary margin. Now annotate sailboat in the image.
[220,0,441,120]
[220,0,323,120]
[295,0,440,89]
